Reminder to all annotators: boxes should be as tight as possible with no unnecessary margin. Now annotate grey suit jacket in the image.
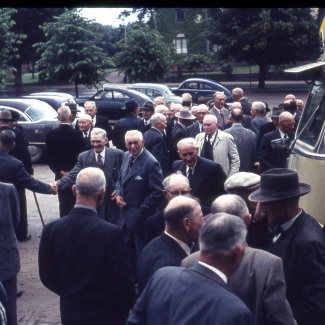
[182,248,295,325]
[116,148,163,231]
[224,123,256,172]
[209,106,229,126]
[195,130,240,177]
[0,183,20,282]
[57,147,124,223]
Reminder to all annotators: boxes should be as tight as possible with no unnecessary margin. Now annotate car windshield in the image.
[163,89,175,97]
[24,101,58,121]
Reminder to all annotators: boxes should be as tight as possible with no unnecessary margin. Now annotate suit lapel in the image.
[191,157,205,193]
[86,150,97,167]
[103,148,114,182]
[123,150,146,183]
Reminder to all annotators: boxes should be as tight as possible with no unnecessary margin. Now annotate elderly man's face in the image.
[178,143,198,167]
[196,108,208,124]
[78,118,92,132]
[154,99,165,106]
[163,177,191,201]
[203,116,218,136]
[279,115,295,133]
[84,104,97,118]
[296,100,304,111]
[156,115,167,132]
[160,109,170,119]
[169,106,177,119]
[125,134,144,156]
[142,109,153,120]
[259,199,287,226]
[90,134,108,153]
[213,95,226,109]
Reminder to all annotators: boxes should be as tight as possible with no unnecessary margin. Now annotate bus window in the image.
[298,73,325,148]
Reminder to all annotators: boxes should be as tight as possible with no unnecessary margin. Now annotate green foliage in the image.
[113,23,171,82]
[207,8,321,88]
[0,8,22,89]
[34,9,112,94]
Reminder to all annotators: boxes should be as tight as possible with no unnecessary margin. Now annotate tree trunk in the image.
[177,65,183,82]
[258,63,267,89]
[14,63,23,87]
[74,82,79,98]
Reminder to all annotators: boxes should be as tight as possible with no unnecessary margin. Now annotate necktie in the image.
[187,168,193,185]
[84,131,88,139]
[97,154,104,169]
[129,156,135,169]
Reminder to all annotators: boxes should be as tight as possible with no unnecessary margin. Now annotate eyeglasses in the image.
[166,190,190,196]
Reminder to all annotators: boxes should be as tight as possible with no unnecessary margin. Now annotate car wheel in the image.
[29,145,44,163]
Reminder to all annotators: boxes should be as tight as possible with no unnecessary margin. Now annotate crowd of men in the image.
[1,87,325,325]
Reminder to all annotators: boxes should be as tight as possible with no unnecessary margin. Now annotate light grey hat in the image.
[225,172,261,193]
[175,107,196,120]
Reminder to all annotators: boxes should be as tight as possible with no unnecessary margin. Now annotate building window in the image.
[175,8,185,22]
[175,37,188,54]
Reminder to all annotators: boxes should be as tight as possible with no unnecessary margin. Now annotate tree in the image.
[114,23,171,83]
[34,9,112,97]
[9,8,66,87]
[208,8,321,89]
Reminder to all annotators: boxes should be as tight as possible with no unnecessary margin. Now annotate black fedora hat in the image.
[123,98,139,111]
[249,168,311,203]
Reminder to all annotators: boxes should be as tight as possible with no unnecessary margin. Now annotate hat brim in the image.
[249,183,311,202]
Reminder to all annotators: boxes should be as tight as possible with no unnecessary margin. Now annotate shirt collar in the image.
[198,261,228,283]
[74,204,97,213]
[186,160,197,174]
[94,147,105,160]
[164,231,191,255]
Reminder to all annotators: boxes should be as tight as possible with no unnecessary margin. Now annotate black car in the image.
[0,98,58,162]
[20,92,84,114]
[76,86,153,124]
[170,78,233,105]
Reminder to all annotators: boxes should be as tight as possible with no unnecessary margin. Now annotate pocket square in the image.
[135,176,142,180]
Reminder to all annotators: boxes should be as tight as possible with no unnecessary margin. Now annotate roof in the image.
[0,98,45,111]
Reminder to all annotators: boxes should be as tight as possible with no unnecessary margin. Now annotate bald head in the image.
[279,111,295,133]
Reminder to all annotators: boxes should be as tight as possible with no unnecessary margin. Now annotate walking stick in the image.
[33,192,45,227]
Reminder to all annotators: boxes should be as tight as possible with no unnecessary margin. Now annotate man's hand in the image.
[116,195,127,208]
[254,202,267,222]
[50,182,58,195]
[60,170,69,177]
[254,161,262,173]
[111,189,116,201]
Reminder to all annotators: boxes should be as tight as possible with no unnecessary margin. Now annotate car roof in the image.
[129,83,169,90]
[29,92,74,98]
[182,78,223,84]
[0,98,49,111]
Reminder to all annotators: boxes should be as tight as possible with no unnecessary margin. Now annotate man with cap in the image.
[257,111,295,172]
[170,107,196,165]
[112,98,142,151]
[249,168,325,325]
[0,111,34,242]
[224,172,270,250]
[139,101,155,134]
[45,106,86,217]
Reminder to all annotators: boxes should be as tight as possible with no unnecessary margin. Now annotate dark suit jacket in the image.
[137,233,188,295]
[256,122,276,156]
[0,126,33,174]
[182,248,295,325]
[116,148,163,231]
[39,207,136,325]
[268,210,325,325]
[224,123,256,172]
[45,124,86,179]
[0,149,52,194]
[170,122,186,164]
[0,183,20,283]
[112,115,142,151]
[239,97,252,116]
[250,115,269,135]
[144,204,211,245]
[258,129,294,171]
[172,156,226,207]
[127,263,253,325]
[58,147,124,223]
[76,115,113,140]
[185,122,201,138]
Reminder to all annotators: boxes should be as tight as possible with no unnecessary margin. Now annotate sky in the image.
[79,8,138,27]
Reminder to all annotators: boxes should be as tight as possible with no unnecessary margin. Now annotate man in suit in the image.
[137,196,203,294]
[209,91,229,127]
[170,107,196,165]
[224,108,256,172]
[127,212,253,325]
[45,106,86,217]
[182,194,295,325]
[82,101,112,140]
[185,104,209,138]
[195,114,240,177]
[39,167,136,325]
[77,113,93,150]
[0,183,20,325]
[281,100,300,131]
[172,137,226,206]
[232,87,252,116]
[55,127,124,224]
[112,99,142,151]
[143,113,170,177]
[0,111,34,242]
[139,101,155,134]
[249,168,325,325]
[250,101,269,135]
[116,130,164,278]
[257,111,295,172]
[144,172,211,244]
[0,130,56,240]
